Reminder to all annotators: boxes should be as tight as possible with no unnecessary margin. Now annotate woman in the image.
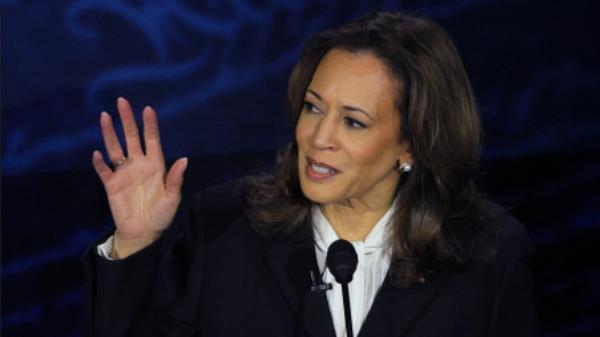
[86,11,537,337]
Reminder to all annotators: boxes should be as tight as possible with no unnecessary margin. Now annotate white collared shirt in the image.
[312,203,395,337]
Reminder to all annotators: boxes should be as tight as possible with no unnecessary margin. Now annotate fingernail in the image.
[182,157,188,170]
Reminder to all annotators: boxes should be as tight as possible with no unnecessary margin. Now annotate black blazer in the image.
[83,179,538,337]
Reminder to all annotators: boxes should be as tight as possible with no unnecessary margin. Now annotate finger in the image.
[143,106,164,162]
[100,111,126,164]
[117,97,143,156]
[165,157,188,195]
[92,150,113,185]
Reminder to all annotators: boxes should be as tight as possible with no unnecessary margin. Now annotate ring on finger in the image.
[114,156,128,168]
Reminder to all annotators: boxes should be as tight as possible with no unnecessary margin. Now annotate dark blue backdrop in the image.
[2,1,599,336]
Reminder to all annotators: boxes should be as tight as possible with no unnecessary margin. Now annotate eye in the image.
[302,101,321,114]
[344,117,367,129]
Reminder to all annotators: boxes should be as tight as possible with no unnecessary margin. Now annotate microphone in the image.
[326,239,358,337]
[310,269,332,292]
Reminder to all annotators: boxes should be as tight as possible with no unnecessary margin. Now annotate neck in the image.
[320,196,395,241]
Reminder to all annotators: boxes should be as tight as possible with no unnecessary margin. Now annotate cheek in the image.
[346,138,388,164]
[345,134,401,170]
[295,115,311,147]
[345,143,372,165]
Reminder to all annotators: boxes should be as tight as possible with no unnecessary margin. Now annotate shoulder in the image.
[437,202,538,335]
[447,200,534,267]
[191,177,253,240]
[479,200,532,256]
[193,178,250,218]
[471,202,538,334]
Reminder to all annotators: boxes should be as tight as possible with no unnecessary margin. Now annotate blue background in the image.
[2,0,599,336]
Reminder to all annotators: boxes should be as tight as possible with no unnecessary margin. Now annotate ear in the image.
[397,139,414,166]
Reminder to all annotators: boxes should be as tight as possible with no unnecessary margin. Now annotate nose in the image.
[311,113,338,150]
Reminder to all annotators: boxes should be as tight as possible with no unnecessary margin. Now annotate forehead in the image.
[308,48,399,115]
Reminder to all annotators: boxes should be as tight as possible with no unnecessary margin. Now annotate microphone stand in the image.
[341,283,354,337]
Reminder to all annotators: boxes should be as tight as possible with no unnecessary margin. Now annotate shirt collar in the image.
[312,197,398,254]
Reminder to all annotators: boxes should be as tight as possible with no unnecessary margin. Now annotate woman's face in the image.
[296,48,412,207]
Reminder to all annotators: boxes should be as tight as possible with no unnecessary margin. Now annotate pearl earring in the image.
[395,161,412,174]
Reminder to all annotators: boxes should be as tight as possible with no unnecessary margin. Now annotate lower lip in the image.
[305,162,340,181]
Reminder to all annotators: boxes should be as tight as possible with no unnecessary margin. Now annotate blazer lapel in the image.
[263,226,336,337]
[358,273,449,337]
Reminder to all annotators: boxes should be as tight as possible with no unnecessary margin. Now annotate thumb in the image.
[165,157,188,194]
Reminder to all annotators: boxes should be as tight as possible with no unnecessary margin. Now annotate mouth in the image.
[305,157,340,180]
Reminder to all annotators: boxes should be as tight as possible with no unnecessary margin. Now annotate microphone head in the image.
[326,239,358,284]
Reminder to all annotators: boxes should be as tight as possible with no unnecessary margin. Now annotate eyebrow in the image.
[306,89,373,120]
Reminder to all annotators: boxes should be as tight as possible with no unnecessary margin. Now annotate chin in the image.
[299,178,342,205]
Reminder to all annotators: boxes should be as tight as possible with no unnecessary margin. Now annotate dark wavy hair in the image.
[246,11,486,287]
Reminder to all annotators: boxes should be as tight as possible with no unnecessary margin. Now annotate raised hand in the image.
[92,97,187,259]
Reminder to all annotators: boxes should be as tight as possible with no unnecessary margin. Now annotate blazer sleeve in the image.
[489,216,539,337]
[82,191,207,337]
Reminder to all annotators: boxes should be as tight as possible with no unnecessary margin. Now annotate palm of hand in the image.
[92,97,187,252]
[105,158,175,239]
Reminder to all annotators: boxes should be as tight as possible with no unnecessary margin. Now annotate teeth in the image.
[312,164,334,174]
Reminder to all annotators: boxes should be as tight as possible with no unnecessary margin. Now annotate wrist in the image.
[112,230,161,259]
